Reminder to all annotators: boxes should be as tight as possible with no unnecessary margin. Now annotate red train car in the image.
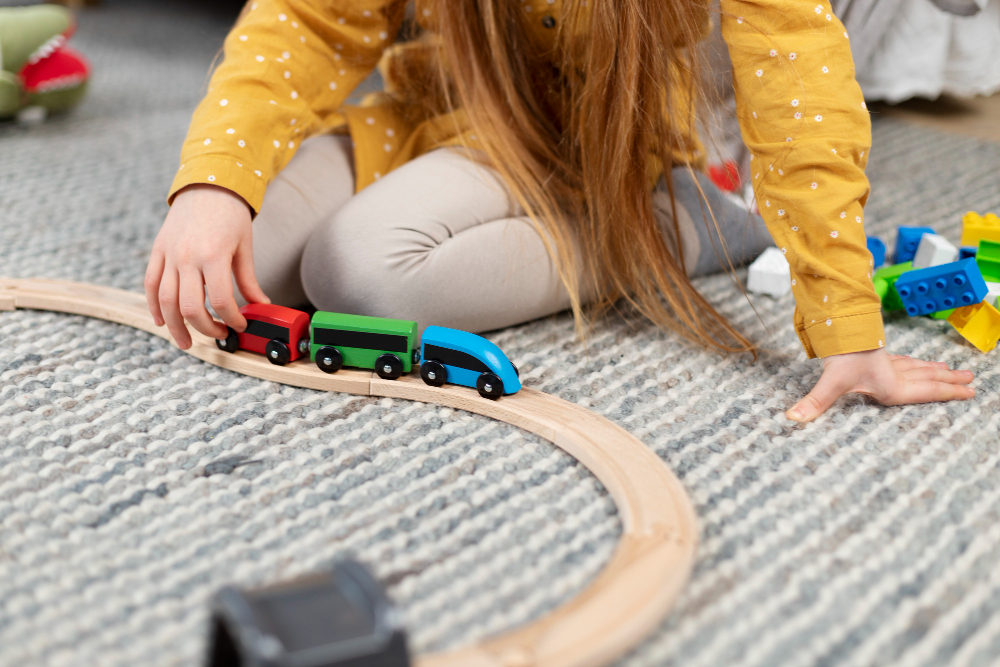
[216,303,310,366]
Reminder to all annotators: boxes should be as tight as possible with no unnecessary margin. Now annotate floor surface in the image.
[875,94,1000,144]
[2,3,1000,666]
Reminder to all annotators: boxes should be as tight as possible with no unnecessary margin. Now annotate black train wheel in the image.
[420,360,447,387]
[216,327,239,353]
[476,372,504,400]
[315,346,343,374]
[375,353,403,380]
[265,339,291,366]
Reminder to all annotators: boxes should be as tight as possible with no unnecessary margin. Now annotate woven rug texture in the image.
[2,2,1000,666]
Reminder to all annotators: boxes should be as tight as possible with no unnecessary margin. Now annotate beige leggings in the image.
[249,134,771,333]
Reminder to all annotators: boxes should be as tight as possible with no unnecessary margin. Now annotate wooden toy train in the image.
[215,304,521,399]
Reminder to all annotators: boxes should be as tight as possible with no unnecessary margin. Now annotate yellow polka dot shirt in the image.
[168,0,885,360]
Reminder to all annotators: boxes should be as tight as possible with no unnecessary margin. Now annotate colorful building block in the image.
[913,233,958,269]
[976,239,1000,282]
[987,282,1000,309]
[960,211,1000,247]
[867,237,886,268]
[948,301,1000,353]
[747,247,791,297]
[960,246,978,261]
[873,261,913,311]
[893,258,988,317]
[895,227,936,264]
[873,278,889,301]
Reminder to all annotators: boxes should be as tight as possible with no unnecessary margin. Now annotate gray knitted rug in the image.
[3,2,1000,666]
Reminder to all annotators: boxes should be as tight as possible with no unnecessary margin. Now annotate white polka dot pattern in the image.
[169,0,406,213]
[720,0,883,358]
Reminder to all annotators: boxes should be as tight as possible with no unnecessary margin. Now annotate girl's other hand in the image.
[786,348,975,423]
[144,184,269,350]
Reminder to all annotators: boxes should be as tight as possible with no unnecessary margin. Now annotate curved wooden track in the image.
[0,278,697,667]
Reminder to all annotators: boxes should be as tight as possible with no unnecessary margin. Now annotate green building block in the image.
[873,261,913,312]
[874,262,914,281]
[976,240,1000,282]
[873,278,889,300]
[929,309,955,320]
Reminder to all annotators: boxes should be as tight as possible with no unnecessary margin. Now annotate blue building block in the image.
[866,237,886,268]
[960,246,978,261]
[895,227,936,264]
[894,257,988,317]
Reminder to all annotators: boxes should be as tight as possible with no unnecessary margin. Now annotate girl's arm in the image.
[147,0,406,349]
[719,0,974,420]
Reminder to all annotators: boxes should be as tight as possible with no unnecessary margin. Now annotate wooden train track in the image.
[0,278,697,667]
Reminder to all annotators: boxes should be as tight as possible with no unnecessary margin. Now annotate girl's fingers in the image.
[204,262,247,333]
[786,371,854,423]
[179,267,227,341]
[233,240,270,305]
[158,265,190,349]
[901,367,974,385]
[144,250,166,327]
[890,356,949,372]
[887,380,976,405]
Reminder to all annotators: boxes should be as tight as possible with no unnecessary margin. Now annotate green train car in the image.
[309,312,419,380]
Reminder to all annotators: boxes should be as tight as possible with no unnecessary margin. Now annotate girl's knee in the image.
[299,205,415,319]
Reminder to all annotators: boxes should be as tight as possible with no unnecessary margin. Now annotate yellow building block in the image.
[961,211,1000,247]
[948,301,1000,353]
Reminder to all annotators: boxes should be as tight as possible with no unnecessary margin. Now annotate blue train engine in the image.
[418,326,521,399]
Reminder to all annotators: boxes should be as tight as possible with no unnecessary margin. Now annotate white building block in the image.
[913,233,959,268]
[747,247,791,297]
[986,282,1000,309]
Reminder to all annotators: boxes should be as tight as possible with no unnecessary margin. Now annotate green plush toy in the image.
[0,4,90,121]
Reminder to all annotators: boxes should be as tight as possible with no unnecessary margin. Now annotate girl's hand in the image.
[786,348,975,423]
[145,184,269,350]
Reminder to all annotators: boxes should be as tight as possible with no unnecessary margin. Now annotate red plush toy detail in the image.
[19,45,89,94]
[0,4,90,121]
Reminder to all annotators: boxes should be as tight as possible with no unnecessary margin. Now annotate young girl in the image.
[145,0,975,423]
